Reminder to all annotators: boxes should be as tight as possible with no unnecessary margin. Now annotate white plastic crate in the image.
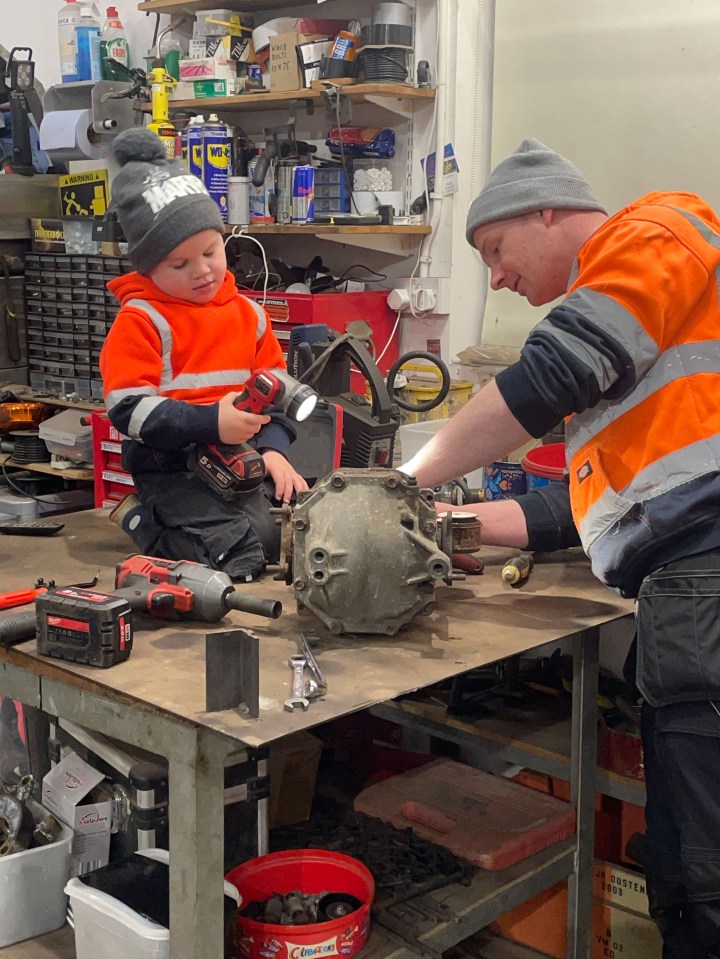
[0,801,74,948]
[38,408,94,464]
[66,849,241,959]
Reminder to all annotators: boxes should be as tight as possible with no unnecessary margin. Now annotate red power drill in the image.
[192,369,318,498]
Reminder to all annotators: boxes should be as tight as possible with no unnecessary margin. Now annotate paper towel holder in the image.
[40,80,134,157]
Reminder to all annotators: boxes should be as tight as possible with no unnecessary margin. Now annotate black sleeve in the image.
[495,303,636,437]
[515,478,581,552]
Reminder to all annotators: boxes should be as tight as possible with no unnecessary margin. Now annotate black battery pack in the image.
[36,587,134,668]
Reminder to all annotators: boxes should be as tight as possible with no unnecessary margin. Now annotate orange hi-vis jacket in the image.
[565,193,720,592]
[100,270,290,475]
[496,192,720,595]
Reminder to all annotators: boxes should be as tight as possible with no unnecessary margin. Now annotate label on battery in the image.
[47,616,90,632]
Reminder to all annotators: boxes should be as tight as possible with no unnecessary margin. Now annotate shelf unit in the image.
[1,386,99,482]
[138,0,310,13]
[370,698,646,807]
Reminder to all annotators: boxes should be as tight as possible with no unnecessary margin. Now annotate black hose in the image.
[0,610,36,647]
[386,351,452,413]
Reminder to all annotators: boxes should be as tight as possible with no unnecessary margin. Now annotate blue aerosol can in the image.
[202,114,232,222]
[186,115,205,181]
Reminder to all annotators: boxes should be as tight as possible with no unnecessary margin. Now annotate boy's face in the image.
[149,229,227,304]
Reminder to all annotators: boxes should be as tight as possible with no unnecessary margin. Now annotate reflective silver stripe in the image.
[168,369,251,392]
[668,206,720,251]
[566,342,720,456]
[240,295,268,339]
[578,433,720,549]
[126,298,174,390]
[127,395,170,439]
[105,385,157,411]
[533,316,618,394]
[557,286,658,378]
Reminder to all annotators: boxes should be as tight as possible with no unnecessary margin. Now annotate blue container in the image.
[187,122,204,180]
[481,461,527,501]
[292,165,315,223]
[202,126,231,222]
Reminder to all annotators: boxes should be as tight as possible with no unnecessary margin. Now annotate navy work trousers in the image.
[642,701,720,957]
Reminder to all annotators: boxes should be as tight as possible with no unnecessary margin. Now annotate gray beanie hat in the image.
[110,128,224,274]
[465,138,606,244]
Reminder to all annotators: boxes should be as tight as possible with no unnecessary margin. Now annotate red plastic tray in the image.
[354,757,577,871]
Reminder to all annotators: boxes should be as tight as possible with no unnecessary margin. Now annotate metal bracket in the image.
[205,628,259,716]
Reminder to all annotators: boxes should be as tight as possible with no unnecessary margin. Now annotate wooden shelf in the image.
[372,698,647,807]
[0,454,94,482]
[162,83,435,114]
[1,385,101,414]
[239,224,430,236]
[139,0,308,12]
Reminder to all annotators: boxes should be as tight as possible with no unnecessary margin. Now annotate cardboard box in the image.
[190,32,254,62]
[31,217,100,254]
[268,730,322,828]
[179,57,236,80]
[492,860,660,959]
[171,78,235,100]
[42,750,112,877]
[270,32,331,92]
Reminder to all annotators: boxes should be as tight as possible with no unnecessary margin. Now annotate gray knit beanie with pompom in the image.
[110,128,223,274]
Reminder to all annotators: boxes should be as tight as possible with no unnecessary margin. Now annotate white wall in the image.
[480,0,720,348]
[2,0,160,89]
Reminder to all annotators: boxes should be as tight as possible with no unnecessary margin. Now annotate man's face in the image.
[149,229,226,304]
[473,211,574,306]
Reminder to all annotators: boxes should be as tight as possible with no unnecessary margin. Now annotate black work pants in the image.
[131,470,281,581]
[642,700,720,957]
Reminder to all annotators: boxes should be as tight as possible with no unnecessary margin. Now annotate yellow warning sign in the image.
[59,170,110,217]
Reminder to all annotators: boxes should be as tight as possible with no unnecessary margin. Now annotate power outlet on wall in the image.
[386,278,450,316]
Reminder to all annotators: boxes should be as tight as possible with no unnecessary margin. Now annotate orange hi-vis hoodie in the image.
[100,269,291,475]
[495,191,720,596]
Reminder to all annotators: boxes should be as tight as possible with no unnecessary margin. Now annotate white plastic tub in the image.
[0,801,74,948]
[66,848,241,959]
[38,408,94,464]
[398,419,485,489]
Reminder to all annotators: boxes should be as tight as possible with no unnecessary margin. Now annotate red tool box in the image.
[242,290,399,394]
[91,411,136,509]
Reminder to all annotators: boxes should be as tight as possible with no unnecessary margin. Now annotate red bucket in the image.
[226,849,374,959]
[521,442,566,490]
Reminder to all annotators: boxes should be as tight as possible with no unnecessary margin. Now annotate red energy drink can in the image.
[292,165,314,223]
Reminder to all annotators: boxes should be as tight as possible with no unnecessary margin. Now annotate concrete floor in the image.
[4,925,75,958]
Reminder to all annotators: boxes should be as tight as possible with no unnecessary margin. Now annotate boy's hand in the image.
[218,392,271,444]
[262,450,309,503]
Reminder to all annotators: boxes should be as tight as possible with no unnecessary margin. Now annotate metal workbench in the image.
[0,509,633,958]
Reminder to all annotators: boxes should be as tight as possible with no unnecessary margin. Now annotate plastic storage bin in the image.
[0,801,74,948]
[39,408,94,464]
[66,848,240,959]
[398,418,484,489]
[521,442,566,490]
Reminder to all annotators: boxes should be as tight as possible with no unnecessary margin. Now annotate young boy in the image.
[100,128,308,580]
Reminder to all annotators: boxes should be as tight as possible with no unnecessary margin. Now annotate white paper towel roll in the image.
[39,109,109,162]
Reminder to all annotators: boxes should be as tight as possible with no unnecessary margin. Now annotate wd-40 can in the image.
[292,165,315,223]
[187,115,204,180]
[202,115,232,222]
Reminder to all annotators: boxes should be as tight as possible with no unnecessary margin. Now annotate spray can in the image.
[292,165,315,223]
[275,160,297,226]
[75,4,102,81]
[202,114,232,222]
[248,152,273,223]
[186,115,204,180]
[58,0,81,82]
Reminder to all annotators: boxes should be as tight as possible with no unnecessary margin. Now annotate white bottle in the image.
[100,6,130,80]
[75,4,102,81]
[58,0,80,82]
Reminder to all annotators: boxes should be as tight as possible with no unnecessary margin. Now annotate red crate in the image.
[243,290,399,394]
[91,411,136,508]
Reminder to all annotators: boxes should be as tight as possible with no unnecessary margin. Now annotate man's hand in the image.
[218,392,270,444]
[262,450,309,503]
